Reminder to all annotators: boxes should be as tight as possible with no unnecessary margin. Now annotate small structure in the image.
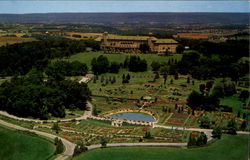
[142,96,152,102]
[111,120,123,127]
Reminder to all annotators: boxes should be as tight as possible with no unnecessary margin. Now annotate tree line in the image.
[0,39,100,76]
[176,40,249,80]
[45,61,88,77]
[91,55,148,75]
[0,68,91,119]
[187,79,237,112]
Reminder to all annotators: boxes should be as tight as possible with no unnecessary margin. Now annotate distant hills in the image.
[0,12,248,24]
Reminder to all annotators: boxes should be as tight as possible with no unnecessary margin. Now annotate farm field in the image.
[0,37,37,47]
[0,125,55,160]
[73,134,248,160]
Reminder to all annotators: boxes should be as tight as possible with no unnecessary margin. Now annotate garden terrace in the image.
[89,72,247,129]
[36,119,187,145]
[89,73,202,127]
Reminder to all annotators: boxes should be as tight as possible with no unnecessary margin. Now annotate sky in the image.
[0,1,249,14]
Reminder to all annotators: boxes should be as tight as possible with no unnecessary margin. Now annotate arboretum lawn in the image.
[73,134,248,160]
[220,96,250,115]
[62,51,182,70]
[0,125,55,160]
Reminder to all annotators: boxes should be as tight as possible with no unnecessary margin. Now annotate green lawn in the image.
[0,125,55,160]
[220,96,242,111]
[73,135,248,160]
[220,96,249,115]
[62,52,182,70]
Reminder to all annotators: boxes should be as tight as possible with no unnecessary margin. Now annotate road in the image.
[0,119,76,160]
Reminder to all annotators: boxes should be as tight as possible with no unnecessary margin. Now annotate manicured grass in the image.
[0,125,55,160]
[73,134,248,160]
[63,52,182,70]
[220,96,249,114]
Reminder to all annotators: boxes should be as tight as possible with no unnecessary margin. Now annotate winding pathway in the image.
[0,119,75,160]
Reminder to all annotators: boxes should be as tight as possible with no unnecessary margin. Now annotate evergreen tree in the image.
[144,130,153,139]
[55,139,64,154]
[170,79,173,84]
[73,141,88,156]
[126,73,131,80]
[110,62,120,73]
[240,121,247,131]
[174,72,179,80]
[187,90,203,111]
[239,90,249,102]
[101,76,105,83]
[227,118,237,135]
[100,137,109,148]
[212,127,222,139]
[151,61,161,71]
[199,115,211,129]
[91,55,110,74]
[52,123,61,134]
[187,134,196,147]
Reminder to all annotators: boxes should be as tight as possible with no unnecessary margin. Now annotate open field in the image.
[0,125,55,160]
[0,37,37,47]
[63,52,182,70]
[73,134,248,160]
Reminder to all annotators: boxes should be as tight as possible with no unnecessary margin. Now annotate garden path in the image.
[0,119,75,160]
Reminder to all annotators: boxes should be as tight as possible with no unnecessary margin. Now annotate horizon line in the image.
[1,11,249,14]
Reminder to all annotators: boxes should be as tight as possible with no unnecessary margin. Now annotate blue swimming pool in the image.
[108,112,155,122]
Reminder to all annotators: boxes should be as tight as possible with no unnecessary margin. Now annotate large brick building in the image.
[96,32,178,54]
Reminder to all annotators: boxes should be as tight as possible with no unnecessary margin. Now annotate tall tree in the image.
[187,90,203,110]
[91,55,110,74]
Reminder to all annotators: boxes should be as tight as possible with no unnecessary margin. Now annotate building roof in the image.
[95,35,178,44]
[155,39,178,44]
